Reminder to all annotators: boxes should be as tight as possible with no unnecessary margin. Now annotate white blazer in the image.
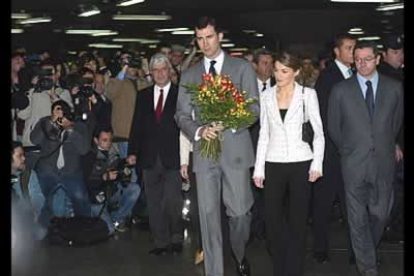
[253,82,325,179]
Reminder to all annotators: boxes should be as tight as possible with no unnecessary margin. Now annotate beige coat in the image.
[105,78,150,140]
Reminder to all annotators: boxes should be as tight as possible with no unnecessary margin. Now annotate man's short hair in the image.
[253,48,274,64]
[51,99,71,114]
[353,41,379,57]
[94,125,114,139]
[382,34,403,51]
[11,141,23,157]
[171,44,185,53]
[195,16,222,33]
[333,33,357,49]
[149,53,173,71]
[79,67,95,77]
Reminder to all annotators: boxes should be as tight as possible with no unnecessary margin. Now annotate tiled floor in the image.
[12,219,403,276]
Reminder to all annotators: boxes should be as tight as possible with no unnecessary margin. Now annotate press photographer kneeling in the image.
[83,127,141,234]
[30,100,92,229]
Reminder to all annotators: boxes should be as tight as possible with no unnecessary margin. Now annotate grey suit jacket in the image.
[175,53,260,172]
[328,74,403,185]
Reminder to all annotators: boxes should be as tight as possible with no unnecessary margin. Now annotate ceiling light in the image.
[330,0,397,2]
[242,30,256,33]
[112,38,160,44]
[19,17,52,24]
[12,29,24,34]
[221,38,231,42]
[171,30,195,35]
[349,28,363,32]
[348,31,365,34]
[89,43,123,49]
[149,45,157,49]
[221,43,235,48]
[66,29,113,34]
[377,44,384,48]
[255,33,264,37]
[112,14,172,21]
[116,0,145,7]
[376,3,404,11]
[155,27,189,32]
[358,36,381,41]
[78,5,101,17]
[12,13,31,19]
[91,31,119,36]
[229,48,249,51]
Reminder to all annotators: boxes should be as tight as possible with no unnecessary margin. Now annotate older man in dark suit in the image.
[128,53,183,255]
[175,16,259,276]
[328,41,403,276]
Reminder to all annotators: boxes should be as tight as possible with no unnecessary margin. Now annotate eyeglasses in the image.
[354,56,376,64]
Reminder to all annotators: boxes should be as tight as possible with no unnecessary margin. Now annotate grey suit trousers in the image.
[196,163,253,276]
[345,170,394,274]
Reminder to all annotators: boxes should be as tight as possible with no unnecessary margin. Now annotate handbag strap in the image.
[301,84,307,123]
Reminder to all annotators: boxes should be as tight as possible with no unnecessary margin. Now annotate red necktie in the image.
[155,89,164,124]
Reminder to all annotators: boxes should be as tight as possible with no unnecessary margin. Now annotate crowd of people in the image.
[11,16,404,276]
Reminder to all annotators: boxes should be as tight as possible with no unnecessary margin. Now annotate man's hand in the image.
[49,86,58,101]
[71,86,80,96]
[308,171,322,183]
[199,123,224,141]
[31,76,39,86]
[181,164,189,180]
[57,117,74,130]
[141,58,150,75]
[126,155,137,166]
[253,177,264,189]
[89,93,98,104]
[396,145,403,162]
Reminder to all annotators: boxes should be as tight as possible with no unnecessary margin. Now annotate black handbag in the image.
[301,85,314,150]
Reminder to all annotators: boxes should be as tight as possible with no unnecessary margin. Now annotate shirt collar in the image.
[204,50,224,74]
[155,82,171,93]
[335,59,353,79]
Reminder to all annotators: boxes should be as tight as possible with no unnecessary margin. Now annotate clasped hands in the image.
[199,122,224,141]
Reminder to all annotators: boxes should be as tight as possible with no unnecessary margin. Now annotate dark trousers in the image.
[250,168,266,239]
[188,153,203,249]
[36,167,91,228]
[143,156,183,248]
[312,140,352,255]
[265,161,311,276]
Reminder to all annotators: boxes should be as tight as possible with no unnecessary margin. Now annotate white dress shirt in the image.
[334,59,353,79]
[154,82,171,110]
[257,78,271,93]
[203,50,225,75]
[253,82,325,179]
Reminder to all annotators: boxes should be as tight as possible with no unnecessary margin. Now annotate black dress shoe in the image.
[313,252,329,264]
[149,247,168,256]
[235,257,251,276]
[171,243,183,255]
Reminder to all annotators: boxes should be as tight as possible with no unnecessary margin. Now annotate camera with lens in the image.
[33,69,54,92]
[108,158,134,185]
[71,77,96,121]
[121,56,142,69]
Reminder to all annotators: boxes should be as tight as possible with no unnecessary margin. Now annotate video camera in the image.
[121,56,142,69]
[33,69,54,92]
[108,158,134,185]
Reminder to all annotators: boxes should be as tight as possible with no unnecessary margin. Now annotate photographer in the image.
[30,100,92,229]
[83,127,141,233]
[12,141,47,245]
[17,59,73,147]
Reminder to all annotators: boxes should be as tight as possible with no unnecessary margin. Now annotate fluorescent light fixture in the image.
[330,0,397,2]
[229,48,249,51]
[117,0,145,7]
[12,29,24,34]
[91,31,119,37]
[358,36,381,41]
[349,31,365,34]
[79,9,101,17]
[89,43,123,49]
[349,28,363,32]
[255,33,264,37]
[155,27,189,32]
[376,3,403,11]
[242,30,256,33]
[67,51,78,55]
[149,45,157,49]
[112,38,160,44]
[19,17,51,24]
[12,13,30,19]
[377,44,384,48]
[113,14,172,21]
[66,29,113,34]
[221,43,235,48]
[221,38,231,42]
[171,30,195,35]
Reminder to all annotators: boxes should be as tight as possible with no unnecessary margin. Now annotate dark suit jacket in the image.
[328,74,403,185]
[128,84,180,170]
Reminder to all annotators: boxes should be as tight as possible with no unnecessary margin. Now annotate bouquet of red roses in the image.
[184,73,257,161]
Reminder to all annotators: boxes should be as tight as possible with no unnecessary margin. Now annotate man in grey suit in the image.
[328,41,403,276]
[175,16,259,276]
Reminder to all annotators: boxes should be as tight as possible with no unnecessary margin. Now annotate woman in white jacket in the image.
[253,52,325,276]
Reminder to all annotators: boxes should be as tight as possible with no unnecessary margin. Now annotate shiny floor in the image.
[12,219,403,276]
